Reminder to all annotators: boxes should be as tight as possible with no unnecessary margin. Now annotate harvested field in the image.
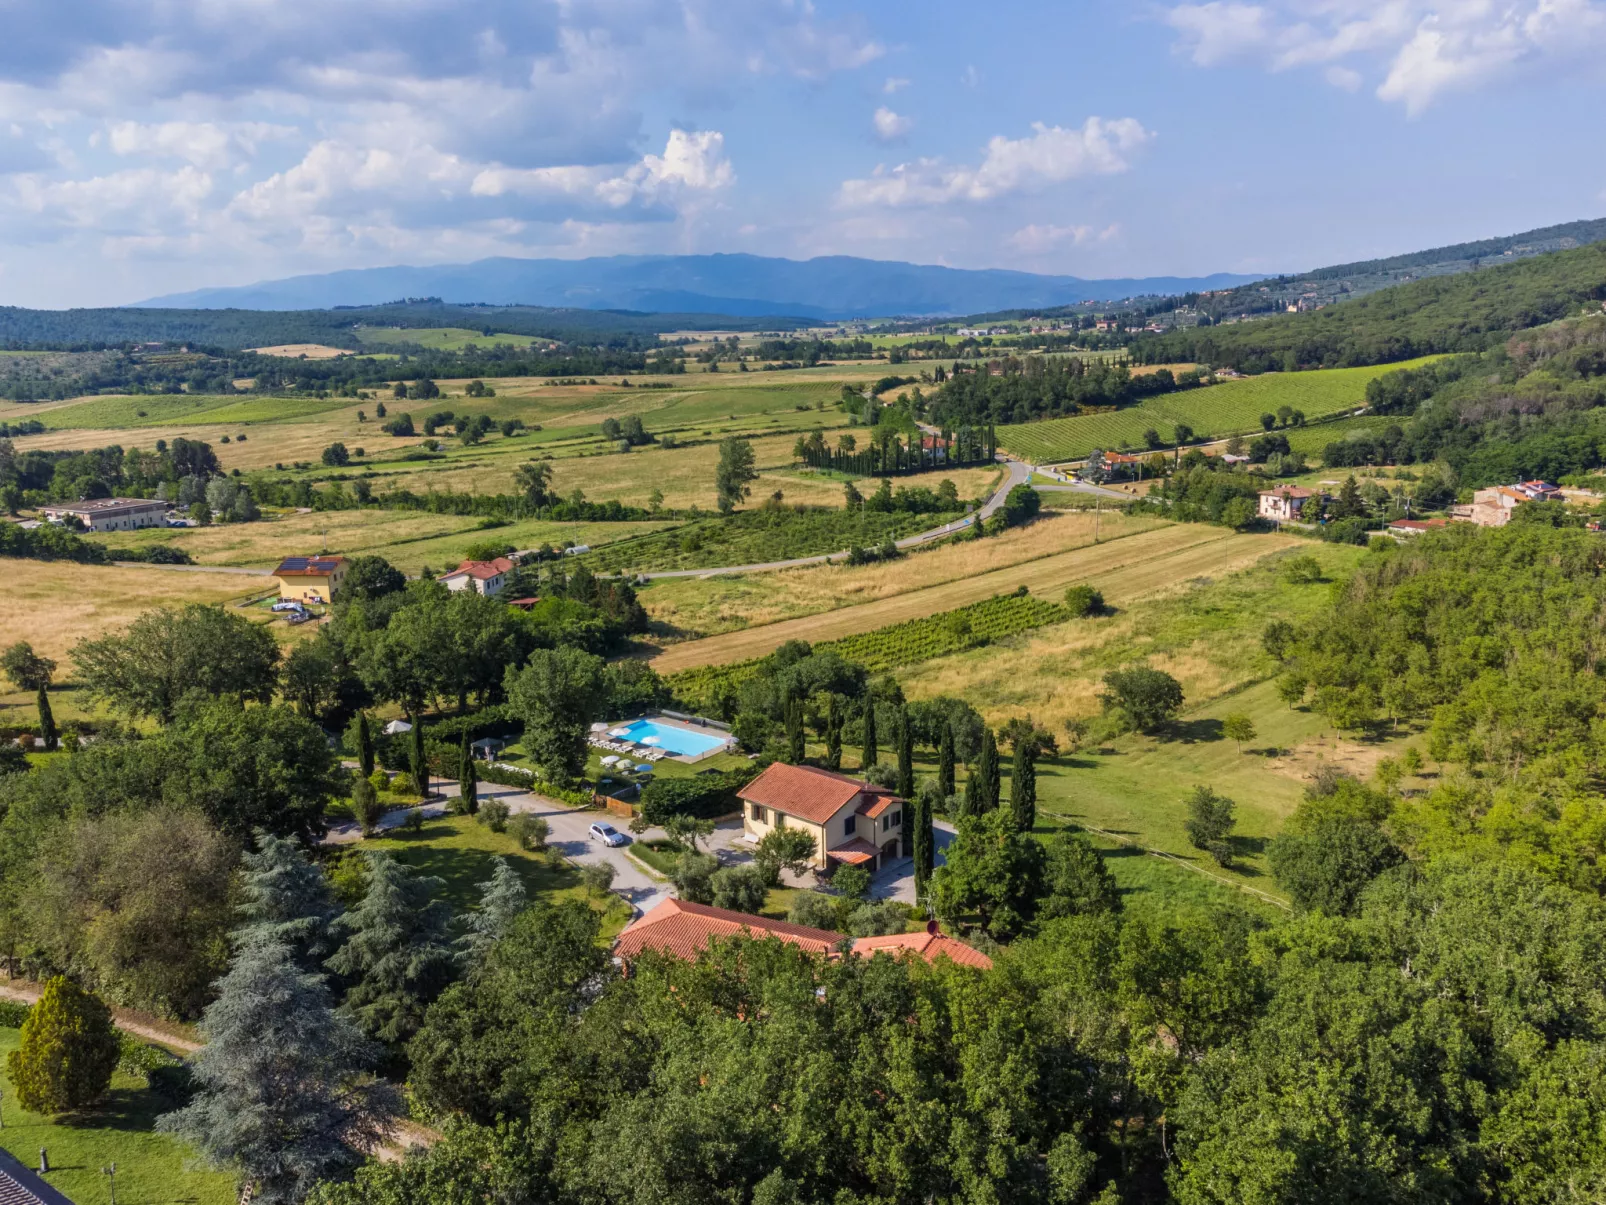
[248,343,353,358]
[641,508,1159,638]
[0,560,264,664]
[646,525,1297,673]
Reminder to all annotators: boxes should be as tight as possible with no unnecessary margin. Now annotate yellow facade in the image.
[276,566,346,603]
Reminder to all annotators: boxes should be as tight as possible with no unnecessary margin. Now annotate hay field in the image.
[109,509,675,572]
[248,344,353,359]
[641,508,1157,637]
[0,560,264,664]
[647,524,1293,673]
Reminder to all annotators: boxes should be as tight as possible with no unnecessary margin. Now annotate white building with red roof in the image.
[1257,485,1322,523]
[738,762,906,872]
[438,555,516,597]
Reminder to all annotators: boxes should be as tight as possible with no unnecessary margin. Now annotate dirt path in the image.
[647,526,1299,673]
[0,978,200,1053]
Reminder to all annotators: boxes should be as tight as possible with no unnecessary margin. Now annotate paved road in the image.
[1036,482,1134,501]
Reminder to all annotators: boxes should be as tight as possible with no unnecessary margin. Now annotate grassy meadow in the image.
[997,358,1441,463]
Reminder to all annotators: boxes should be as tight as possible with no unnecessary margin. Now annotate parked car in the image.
[286,610,311,625]
[588,822,627,847]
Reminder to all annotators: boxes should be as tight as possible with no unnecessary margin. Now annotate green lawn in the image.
[38,392,352,430]
[354,327,535,352]
[0,1028,235,1205]
[997,359,1442,463]
[355,814,634,937]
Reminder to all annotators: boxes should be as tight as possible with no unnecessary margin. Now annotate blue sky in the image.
[1,0,1603,307]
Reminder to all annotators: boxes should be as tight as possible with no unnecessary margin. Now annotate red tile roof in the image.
[856,795,898,819]
[613,898,844,963]
[440,556,515,582]
[738,762,894,826]
[1388,518,1447,531]
[825,838,881,865]
[853,926,993,970]
[1258,486,1318,499]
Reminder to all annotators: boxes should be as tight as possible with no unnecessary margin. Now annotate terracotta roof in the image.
[738,762,891,826]
[826,838,881,865]
[274,556,347,576]
[440,556,515,582]
[856,795,898,819]
[853,926,994,970]
[1388,519,1446,531]
[614,898,843,962]
[1258,486,1318,499]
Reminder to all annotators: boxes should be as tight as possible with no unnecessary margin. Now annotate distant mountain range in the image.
[137,254,1260,319]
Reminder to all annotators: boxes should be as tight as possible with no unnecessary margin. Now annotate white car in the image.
[588,822,627,847]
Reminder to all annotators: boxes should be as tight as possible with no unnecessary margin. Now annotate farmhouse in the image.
[438,556,516,597]
[1257,485,1321,523]
[274,555,348,603]
[1387,518,1448,537]
[40,497,166,532]
[1457,481,1563,527]
[738,762,906,872]
[613,901,994,970]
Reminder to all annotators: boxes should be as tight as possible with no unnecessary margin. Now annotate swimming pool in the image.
[613,718,732,759]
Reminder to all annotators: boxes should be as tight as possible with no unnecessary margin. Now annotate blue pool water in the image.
[613,718,730,759]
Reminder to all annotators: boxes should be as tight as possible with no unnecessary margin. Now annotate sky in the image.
[1,0,1604,308]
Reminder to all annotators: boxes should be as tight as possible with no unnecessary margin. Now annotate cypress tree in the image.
[916,783,937,897]
[410,719,428,800]
[238,832,340,970]
[938,720,955,799]
[456,728,478,815]
[897,707,914,799]
[861,696,878,770]
[35,684,56,752]
[1011,740,1037,833]
[325,851,455,1044]
[785,695,805,763]
[458,857,528,965]
[353,711,374,778]
[975,727,1000,812]
[825,693,843,770]
[910,789,930,908]
[158,932,398,1200]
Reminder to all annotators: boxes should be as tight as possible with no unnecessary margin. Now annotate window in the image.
[890,810,902,829]
[881,815,891,833]
[843,814,856,836]
[750,803,766,824]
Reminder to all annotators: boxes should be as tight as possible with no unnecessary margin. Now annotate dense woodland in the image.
[1132,241,1606,371]
[930,357,1204,426]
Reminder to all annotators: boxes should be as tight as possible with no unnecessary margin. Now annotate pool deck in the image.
[626,713,737,763]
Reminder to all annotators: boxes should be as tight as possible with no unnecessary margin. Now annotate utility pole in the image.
[1094,501,1101,544]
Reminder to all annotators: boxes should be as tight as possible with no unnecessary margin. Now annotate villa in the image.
[738,762,906,873]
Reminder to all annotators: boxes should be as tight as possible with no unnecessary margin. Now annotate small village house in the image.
[613,900,993,970]
[1257,485,1322,523]
[1457,481,1562,528]
[40,497,167,532]
[738,762,905,872]
[274,555,348,603]
[438,556,516,597]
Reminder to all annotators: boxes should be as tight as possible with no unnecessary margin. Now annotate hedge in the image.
[639,767,761,823]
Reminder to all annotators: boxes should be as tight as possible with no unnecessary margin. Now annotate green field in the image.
[0,1028,234,1205]
[1284,413,1403,457]
[38,392,354,429]
[997,359,1440,463]
[354,326,535,352]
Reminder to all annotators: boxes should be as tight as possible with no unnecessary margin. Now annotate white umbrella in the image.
[640,735,661,746]
[608,727,631,738]
[590,722,609,732]
[599,755,620,765]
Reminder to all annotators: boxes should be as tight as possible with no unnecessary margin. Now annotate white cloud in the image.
[471,130,733,207]
[1164,0,1606,112]
[839,117,1153,208]
[873,107,913,141]
[883,76,910,93]
[1007,223,1120,253]
[105,121,296,169]
[960,64,981,88]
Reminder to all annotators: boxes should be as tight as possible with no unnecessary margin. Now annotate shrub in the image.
[1183,786,1236,866]
[580,862,616,896]
[832,864,871,900]
[1063,585,1104,617]
[478,798,511,832]
[508,813,549,851]
[400,808,425,834]
[787,891,841,931]
[390,771,416,796]
[847,900,908,936]
[1099,666,1184,733]
[7,976,121,1113]
[352,776,385,836]
[669,852,719,904]
[711,865,768,914]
